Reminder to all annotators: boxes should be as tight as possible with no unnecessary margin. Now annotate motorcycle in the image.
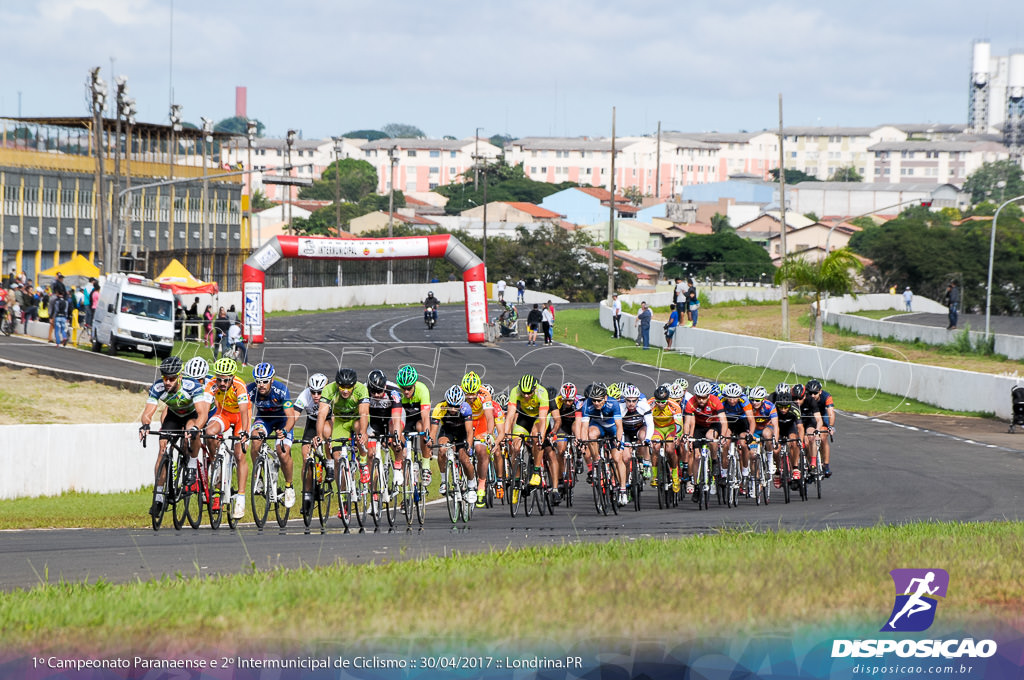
[424,306,437,330]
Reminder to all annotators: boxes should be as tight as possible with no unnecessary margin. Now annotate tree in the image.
[290,203,368,235]
[359,191,405,212]
[827,166,863,182]
[662,232,775,281]
[298,158,378,202]
[804,212,819,222]
[343,129,389,141]
[710,212,732,233]
[215,116,264,136]
[250,189,275,212]
[489,134,514,148]
[622,186,645,206]
[774,247,864,346]
[768,168,818,184]
[963,159,1024,205]
[382,123,425,139]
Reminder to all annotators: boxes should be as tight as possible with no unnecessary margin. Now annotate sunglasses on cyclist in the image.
[625,398,638,404]
[309,390,322,396]
[255,378,272,386]
[750,399,763,405]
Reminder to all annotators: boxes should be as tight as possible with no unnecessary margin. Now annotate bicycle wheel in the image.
[446,459,459,523]
[151,452,171,531]
[798,450,809,502]
[486,459,496,509]
[606,461,620,516]
[206,456,223,529]
[727,456,739,508]
[382,457,397,527]
[751,454,763,507]
[400,458,414,528]
[250,457,270,528]
[592,459,606,515]
[368,459,382,530]
[274,483,290,528]
[814,446,823,500]
[301,458,316,529]
[413,459,426,526]
[337,464,353,530]
[183,465,203,530]
[170,448,187,530]
[699,456,710,511]
[510,451,525,518]
[780,451,792,504]
[631,460,642,512]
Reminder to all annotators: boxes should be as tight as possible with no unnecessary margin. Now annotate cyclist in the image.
[553,382,582,498]
[747,385,780,478]
[620,384,653,482]
[429,385,478,505]
[317,368,370,503]
[720,382,756,486]
[541,385,564,503]
[246,362,298,510]
[682,380,728,500]
[793,383,824,480]
[396,364,433,484]
[578,382,627,506]
[606,382,623,404]
[294,372,331,515]
[649,384,683,493]
[139,356,211,518]
[366,368,404,485]
[202,357,251,519]
[504,374,553,500]
[805,379,835,477]
[461,372,494,508]
[774,389,806,488]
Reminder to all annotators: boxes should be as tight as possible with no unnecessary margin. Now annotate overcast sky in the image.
[3,0,1024,141]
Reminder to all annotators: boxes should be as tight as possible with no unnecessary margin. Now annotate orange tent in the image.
[154,259,219,295]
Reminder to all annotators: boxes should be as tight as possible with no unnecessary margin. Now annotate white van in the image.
[91,273,176,358]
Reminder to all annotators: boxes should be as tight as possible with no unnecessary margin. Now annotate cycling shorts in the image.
[623,426,645,443]
[778,420,801,440]
[160,410,198,440]
[726,416,753,434]
[330,418,360,451]
[753,427,775,443]
[209,410,244,436]
[651,426,678,442]
[587,420,617,438]
[252,416,294,447]
[515,412,538,433]
[471,416,491,440]
[300,415,322,444]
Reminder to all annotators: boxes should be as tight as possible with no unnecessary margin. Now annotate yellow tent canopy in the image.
[38,254,100,287]
[154,259,219,295]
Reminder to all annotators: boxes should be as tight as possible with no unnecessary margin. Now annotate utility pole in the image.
[247,119,257,248]
[474,127,482,190]
[481,163,488,278]
[607,106,617,301]
[201,117,213,251]
[778,94,789,341]
[88,68,108,273]
[285,129,296,234]
[387,145,397,285]
[655,121,661,199]
[332,136,344,235]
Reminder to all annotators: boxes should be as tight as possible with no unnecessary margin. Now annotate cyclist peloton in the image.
[317,368,370,502]
[792,383,825,478]
[246,362,298,510]
[202,357,251,519]
[294,372,331,515]
[578,382,628,506]
[805,379,835,477]
[720,382,757,487]
[649,384,683,493]
[682,380,729,499]
[139,356,211,518]
[504,374,556,502]
[395,364,433,484]
[460,372,495,508]
[429,385,479,505]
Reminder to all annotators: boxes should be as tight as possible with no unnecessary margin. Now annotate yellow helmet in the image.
[213,357,237,376]
[461,371,482,393]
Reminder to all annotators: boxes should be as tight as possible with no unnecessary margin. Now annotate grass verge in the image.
[553,308,990,417]
[2,521,1019,653]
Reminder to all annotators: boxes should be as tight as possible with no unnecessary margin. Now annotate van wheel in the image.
[91,339,101,352]
[107,340,118,356]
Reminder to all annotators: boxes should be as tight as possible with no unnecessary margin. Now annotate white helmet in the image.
[673,377,689,392]
[669,383,686,400]
[723,382,743,398]
[749,385,769,400]
[183,357,209,381]
[692,381,713,397]
[308,373,329,391]
[622,384,642,399]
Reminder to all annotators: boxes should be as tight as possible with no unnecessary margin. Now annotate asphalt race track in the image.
[2,303,1024,591]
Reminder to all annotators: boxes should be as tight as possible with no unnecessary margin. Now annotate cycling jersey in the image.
[722,396,754,433]
[465,388,494,439]
[580,398,622,427]
[399,382,431,425]
[508,385,549,418]
[204,377,250,415]
[804,391,834,426]
[367,382,403,431]
[146,377,209,418]
[620,398,654,435]
[431,401,473,441]
[246,380,294,418]
[650,400,683,430]
[292,387,324,418]
[321,381,370,421]
[684,395,725,430]
[750,400,778,429]
[555,395,580,435]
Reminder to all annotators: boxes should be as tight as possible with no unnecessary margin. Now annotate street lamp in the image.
[87,67,108,272]
[247,119,257,247]
[332,136,344,234]
[985,193,1024,336]
[201,117,214,251]
[386,145,398,285]
[285,129,296,233]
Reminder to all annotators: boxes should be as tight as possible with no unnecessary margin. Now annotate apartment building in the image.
[359,137,501,194]
[666,131,779,181]
[866,140,1009,185]
[221,136,364,203]
[779,126,907,180]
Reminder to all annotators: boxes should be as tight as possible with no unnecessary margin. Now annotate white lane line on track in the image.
[365,319,388,343]
[848,412,1021,453]
[388,317,417,341]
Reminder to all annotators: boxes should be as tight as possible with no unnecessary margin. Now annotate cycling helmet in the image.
[606,382,622,400]
[749,385,768,401]
[445,385,465,406]
[586,382,608,400]
[710,382,723,398]
[790,384,806,400]
[495,392,509,409]
[461,372,482,394]
[560,382,577,401]
[308,373,328,391]
[806,379,823,395]
[252,362,275,381]
[654,385,670,401]
[335,367,358,388]
[159,355,183,376]
[518,374,537,393]
[367,369,388,392]
[182,357,208,381]
[692,380,713,398]
[775,382,790,396]
[673,377,689,392]
[212,357,237,376]
[723,382,743,399]
[622,384,642,400]
[396,364,418,387]
[669,383,686,400]
[481,383,495,396]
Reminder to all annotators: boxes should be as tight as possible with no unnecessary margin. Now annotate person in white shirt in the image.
[612,293,623,338]
[226,322,248,364]
[495,278,507,302]
[541,305,554,345]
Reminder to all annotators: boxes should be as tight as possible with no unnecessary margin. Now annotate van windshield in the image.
[120,292,172,320]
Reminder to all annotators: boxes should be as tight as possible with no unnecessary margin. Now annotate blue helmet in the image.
[253,362,275,381]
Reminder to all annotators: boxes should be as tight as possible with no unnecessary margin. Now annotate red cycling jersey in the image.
[684,394,725,429]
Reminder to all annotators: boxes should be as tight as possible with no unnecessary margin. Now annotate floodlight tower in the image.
[1005,52,1024,161]
[968,40,992,134]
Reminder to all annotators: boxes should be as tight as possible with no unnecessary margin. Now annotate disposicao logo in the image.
[882,568,949,632]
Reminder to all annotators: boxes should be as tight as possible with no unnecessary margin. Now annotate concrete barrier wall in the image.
[0,423,152,500]
[600,298,1020,420]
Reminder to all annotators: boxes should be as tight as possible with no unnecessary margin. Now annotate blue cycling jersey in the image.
[580,398,622,428]
[246,380,294,418]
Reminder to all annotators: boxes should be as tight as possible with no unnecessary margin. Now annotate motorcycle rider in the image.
[424,290,440,326]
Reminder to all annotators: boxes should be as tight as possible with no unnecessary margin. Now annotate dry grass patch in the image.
[0,367,144,425]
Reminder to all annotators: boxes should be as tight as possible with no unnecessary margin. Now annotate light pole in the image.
[246,119,257,248]
[168,104,182,252]
[285,129,296,233]
[201,117,213,250]
[113,76,127,267]
[332,136,344,235]
[118,86,136,259]
[87,67,108,272]
[985,192,1024,336]
[386,145,398,285]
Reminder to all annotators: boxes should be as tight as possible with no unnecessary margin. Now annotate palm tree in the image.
[774,247,864,346]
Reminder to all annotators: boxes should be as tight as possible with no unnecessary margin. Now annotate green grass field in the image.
[2,521,1018,653]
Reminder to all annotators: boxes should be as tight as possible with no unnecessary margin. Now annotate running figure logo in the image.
[881,568,949,632]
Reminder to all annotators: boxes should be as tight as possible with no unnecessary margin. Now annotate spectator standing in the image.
[943,281,960,330]
[673,277,687,318]
[88,283,101,329]
[203,305,214,347]
[495,278,507,302]
[541,304,554,346]
[188,297,199,319]
[686,278,700,327]
[516,279,526,304]
[664,303,680,349]
[611,293,623,338]
[214,307,231,356]
[636,301,652,350]
[20,284,38,333]
[526,304,543,346]
[226,304,238,324]
[903,286,913,312]
[51,272,67,298]
[51,291,71,347]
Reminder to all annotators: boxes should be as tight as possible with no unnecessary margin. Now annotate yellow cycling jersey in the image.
[650,400,683,429]
[508,385,549,418]
[465,388,494,421]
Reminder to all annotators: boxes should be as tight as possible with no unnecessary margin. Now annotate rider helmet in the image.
[182,357,208,381]
[586,382,608,400]
[396,365,418,387]
[669,383,686,400]
[606,382,622,400]
[622,384,642,400]
[654,385,670,401]
[308,373,328,391]
[790,384,806,400]
[749,385,769,401]
[775,382,791,397]
[367,369,388,392]
[559,382,577,401]
[335,367,358,388]
[722,382,743,399]
[806,379,823,395]
[212,357,237,377]
[518,374,538,394]
[159,356,183,377]
[461,372,482,394]
[445,385,465,406]
[692,380,713,398]
[252,362,275,381]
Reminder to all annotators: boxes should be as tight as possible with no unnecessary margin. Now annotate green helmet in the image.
[212,357,237,376]
[396,364,419,387]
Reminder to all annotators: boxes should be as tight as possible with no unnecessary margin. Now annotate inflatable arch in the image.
[241,234,487,343]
